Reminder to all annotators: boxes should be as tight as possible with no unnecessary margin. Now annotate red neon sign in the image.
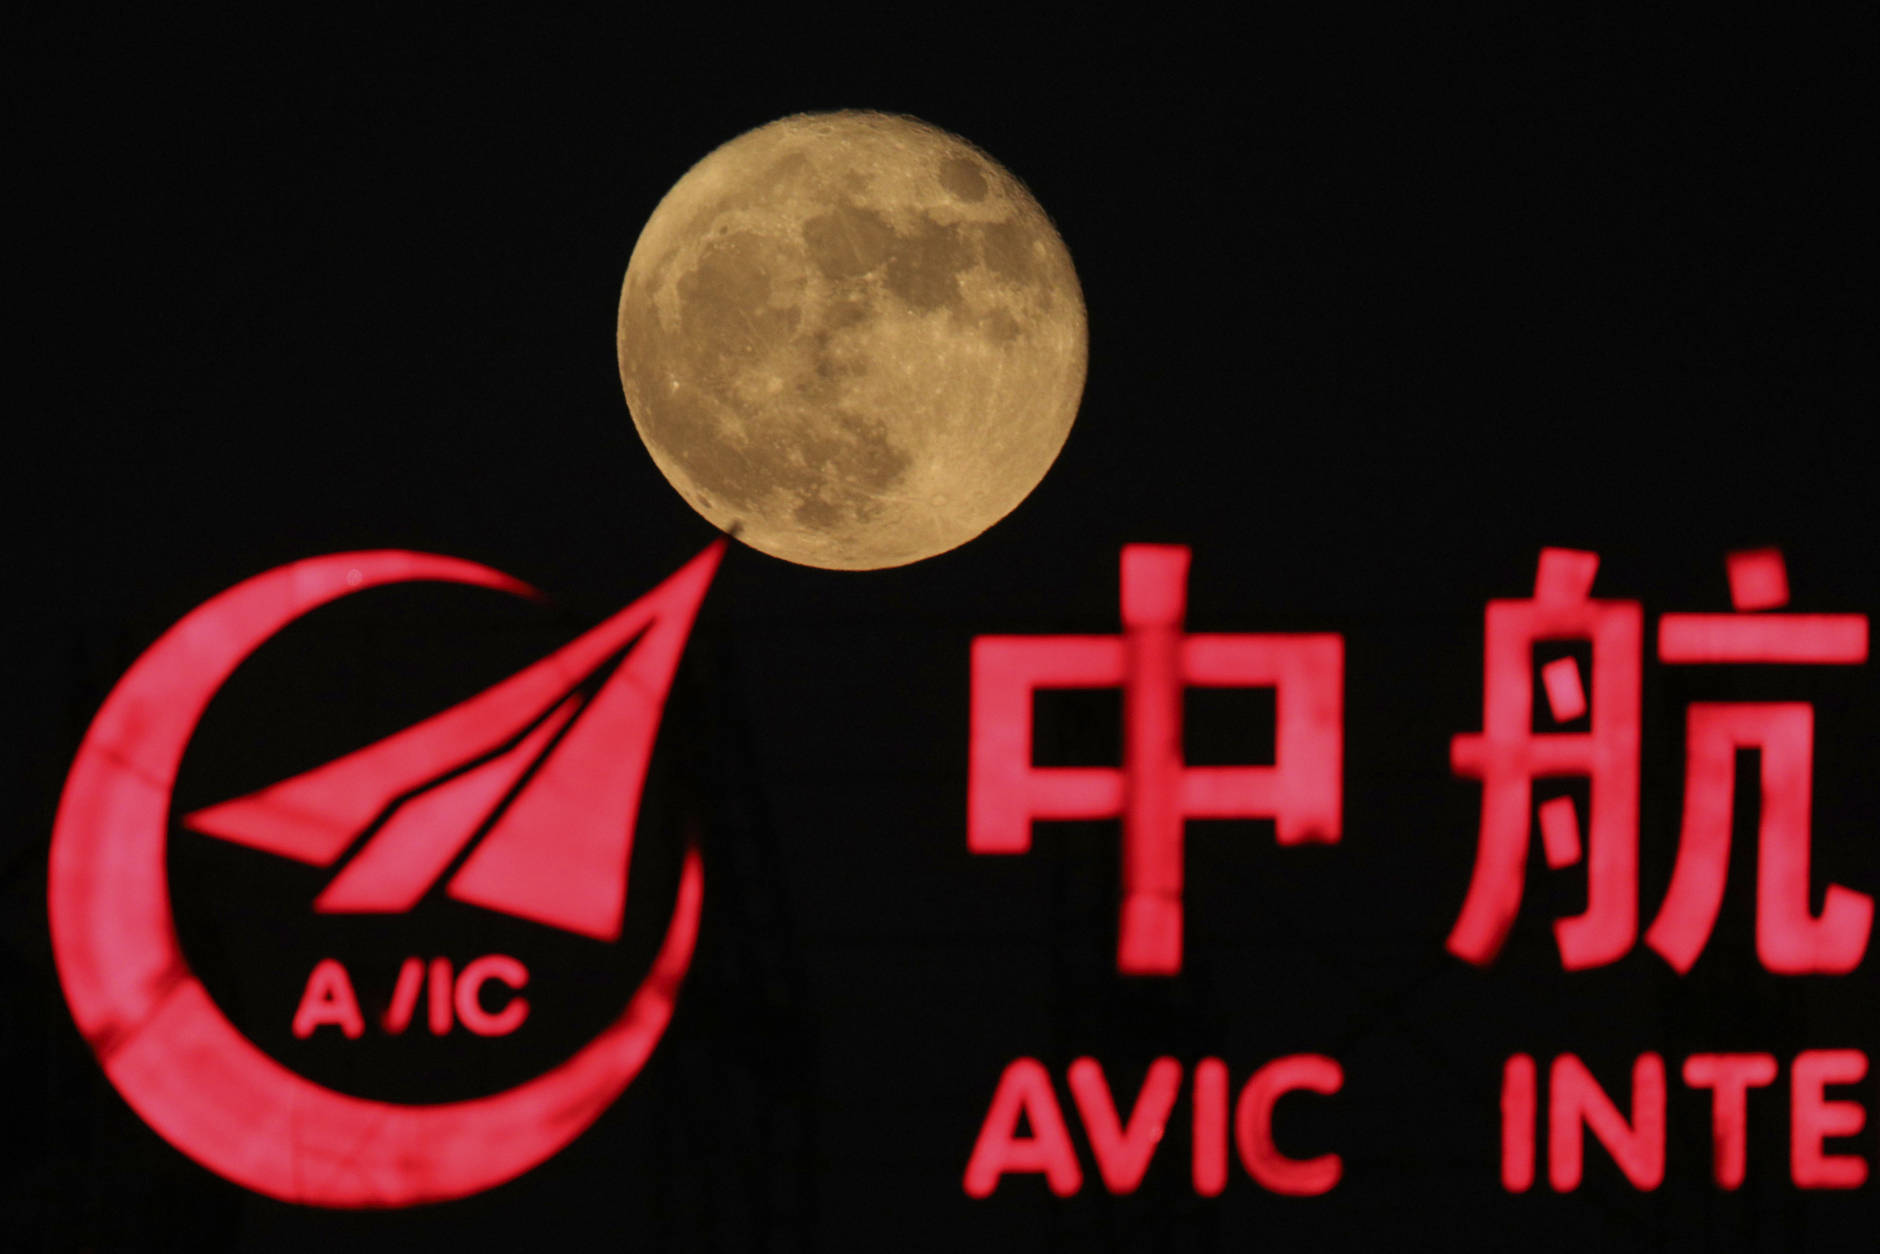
[961,541,1871,1204]
[1450,548,1871,973]
[291,954,532,1039]
[963,1056,1343,1197]
[48,544,722,1207]
[969,545,1344,974]
[185,546,723,940]
[1500,1049,1869,1191]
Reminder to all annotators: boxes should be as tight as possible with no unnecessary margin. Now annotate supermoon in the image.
[616,111,1087,570]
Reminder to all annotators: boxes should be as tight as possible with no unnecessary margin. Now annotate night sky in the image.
[13,12,1878,1251]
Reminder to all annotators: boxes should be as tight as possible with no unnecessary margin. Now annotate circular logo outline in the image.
[49,552,702,1208]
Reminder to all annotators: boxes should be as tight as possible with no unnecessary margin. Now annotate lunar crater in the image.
[618,110,1085,569]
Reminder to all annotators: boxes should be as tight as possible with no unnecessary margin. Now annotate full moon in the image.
[616,111,1087,570]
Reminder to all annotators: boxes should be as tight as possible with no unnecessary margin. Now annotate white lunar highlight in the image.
[616,111,1087,569]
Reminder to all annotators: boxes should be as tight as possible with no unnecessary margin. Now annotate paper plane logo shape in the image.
[185,541,724,941]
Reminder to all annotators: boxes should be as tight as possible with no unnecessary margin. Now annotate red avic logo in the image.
[49,543,723,1207]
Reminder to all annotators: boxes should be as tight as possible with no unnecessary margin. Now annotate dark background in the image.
[10,10,1877,1251]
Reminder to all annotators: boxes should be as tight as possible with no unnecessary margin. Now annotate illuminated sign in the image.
[1449,547,1870,973]
[969,544,1343,974]
[49,544,722,1207]
[963,544,1871,1198]
[47,538,1871,1207]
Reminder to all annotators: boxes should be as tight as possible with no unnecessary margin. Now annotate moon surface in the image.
[616,111,1087,569]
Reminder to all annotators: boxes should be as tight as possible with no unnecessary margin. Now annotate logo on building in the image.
[49,543,723,1207]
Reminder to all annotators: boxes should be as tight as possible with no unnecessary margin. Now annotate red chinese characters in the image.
[969,545,1343,975]
[1451,547,1871,973]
